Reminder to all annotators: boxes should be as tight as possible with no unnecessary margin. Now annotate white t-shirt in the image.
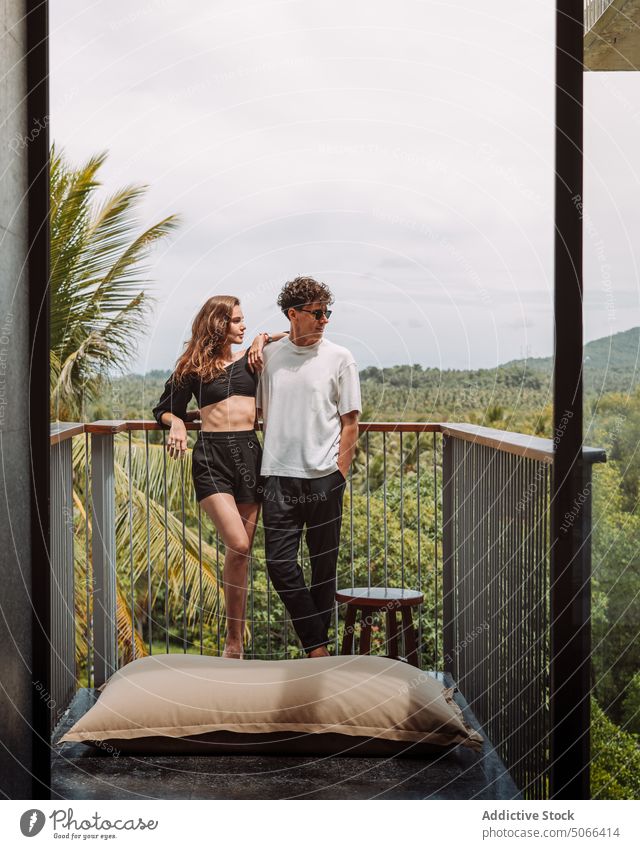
[257,336,362,478]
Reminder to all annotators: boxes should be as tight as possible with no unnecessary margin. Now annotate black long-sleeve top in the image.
[152,350,258,425]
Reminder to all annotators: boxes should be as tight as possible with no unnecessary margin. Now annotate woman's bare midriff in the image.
[199,395,257,432]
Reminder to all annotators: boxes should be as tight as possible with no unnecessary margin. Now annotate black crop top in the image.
[152,350,258,424]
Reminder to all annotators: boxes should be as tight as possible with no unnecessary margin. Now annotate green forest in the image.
[81,327,640,800]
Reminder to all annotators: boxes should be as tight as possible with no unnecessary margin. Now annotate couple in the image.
[153,276,361,659]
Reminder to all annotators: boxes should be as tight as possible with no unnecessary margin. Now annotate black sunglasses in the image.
[295,307,332,320]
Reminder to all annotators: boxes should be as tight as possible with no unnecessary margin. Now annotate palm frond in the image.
[116,437,195,513]
[49,145,180,420]
[113,456,222,628]
[115,581,149,664]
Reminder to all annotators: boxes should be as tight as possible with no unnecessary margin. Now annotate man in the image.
[256,276,361,657]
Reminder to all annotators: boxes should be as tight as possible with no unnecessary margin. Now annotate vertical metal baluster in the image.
[521,455,527,787]
[532,459,539,797]
[416,432,422,665]
[460,442,470,711]
[503,449,509,770]
[198,503,203,655]
[544,459,551,797]
[494,447,501,763]
[128,433,135,661]
[383,431,388,587]
[433,431,438,670]
[538,458,544,798]
[51,439,59,716]
[457,439,463,688]
[538,459,546,798]
[267,571,272,660]
[249,549,255,659]
[468,442,473,703]
[483,445,489,726]
[457,440,463,693]
[493,446,499,739]
[145,431,152,655]
[216,530,221,656]
[488,446,495,739]
[299,535,307,656]
[162,429,169,654]
[284,609,289,660]
[530,456,537,792]
[263,512,273,659]
[441,435,454,680]
[499,448,507,770]
[525,457,532,792]
[478,445,484,724]
[463,441,469,700]
[480,444,485,738]
[463,441,469,699]
[509,455,520,785]
[366,430,370,589]
[400,431,405,589]
[84,431,92,688]
[349,461,354,587]
[69,438,74,699]
[114,436,120,672]
[474,443,479,710]
[519,456,526,786]
[471,443,476,706]
[540,458,547,799]
[510,454,517,778]
[484,443,489,722]
[505,451,512,775]
[476,444,481,716]
[512,454,519,783]
[497,446,503,757]
[465,442,478,711]
[180,455,187,653]
[543,460,550,796]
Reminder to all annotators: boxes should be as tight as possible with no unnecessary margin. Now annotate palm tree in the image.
[50,146,179,420]
[71,437,224,673]
[48,147,223,668]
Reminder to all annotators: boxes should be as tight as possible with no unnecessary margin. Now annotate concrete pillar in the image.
[0,0,50,798]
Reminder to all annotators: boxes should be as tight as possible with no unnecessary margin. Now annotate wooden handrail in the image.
[50,419,607,464]
[49,422,85,445]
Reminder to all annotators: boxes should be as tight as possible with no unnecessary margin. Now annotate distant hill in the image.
[499,326,639,395]
[89,327,639,422]
[360,327,639,394]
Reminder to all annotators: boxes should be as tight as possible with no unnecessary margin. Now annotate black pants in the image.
[262,471,346,652]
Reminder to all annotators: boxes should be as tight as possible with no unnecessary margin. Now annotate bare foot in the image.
[308,646,330,658]
[222,644,244,659]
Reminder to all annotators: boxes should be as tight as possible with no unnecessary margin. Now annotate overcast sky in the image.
[50,0,640,373]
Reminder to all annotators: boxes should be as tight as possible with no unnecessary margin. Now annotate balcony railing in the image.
[49,419,606,800]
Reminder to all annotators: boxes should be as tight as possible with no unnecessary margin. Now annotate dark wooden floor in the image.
[51,674,521,800]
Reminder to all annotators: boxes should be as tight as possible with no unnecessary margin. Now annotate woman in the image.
[152,296,286,658]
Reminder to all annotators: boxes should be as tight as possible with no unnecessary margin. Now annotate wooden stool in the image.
[336,587,424,667]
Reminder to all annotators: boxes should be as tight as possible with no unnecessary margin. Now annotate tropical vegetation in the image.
[50,148,639,799]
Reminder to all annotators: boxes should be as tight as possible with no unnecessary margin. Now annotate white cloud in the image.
[50,0,639,371]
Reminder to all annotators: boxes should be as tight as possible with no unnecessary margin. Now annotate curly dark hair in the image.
[277,276,334,317]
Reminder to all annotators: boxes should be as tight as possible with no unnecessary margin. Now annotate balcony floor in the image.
[51,674,520,800]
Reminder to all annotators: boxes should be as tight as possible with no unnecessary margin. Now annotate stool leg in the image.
[386,608,399,660]
[401,607,419,667]
[341,605,357,655]
[359,608,372,655]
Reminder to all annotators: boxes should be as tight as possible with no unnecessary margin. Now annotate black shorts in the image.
[191,431,263,503]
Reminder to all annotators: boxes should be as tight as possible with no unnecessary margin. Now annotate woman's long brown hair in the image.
[173,295,240,384]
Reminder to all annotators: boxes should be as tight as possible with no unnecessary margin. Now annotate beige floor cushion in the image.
[59,654,483,755]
